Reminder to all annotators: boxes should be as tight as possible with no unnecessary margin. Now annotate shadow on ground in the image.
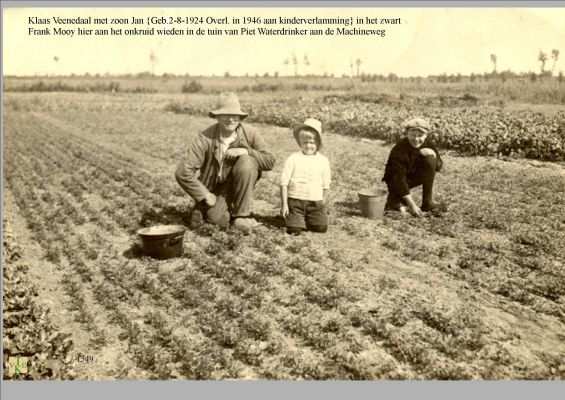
[123,241,145,259]
[138,205,191,228]
[333,200,361,217]
[254,213,287,230]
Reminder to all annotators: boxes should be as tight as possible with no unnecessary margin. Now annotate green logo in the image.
[7,356,28,376]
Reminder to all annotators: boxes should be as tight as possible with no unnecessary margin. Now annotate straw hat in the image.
[208,92,248,119]
[404,117,431,133]
[293,118,323,150]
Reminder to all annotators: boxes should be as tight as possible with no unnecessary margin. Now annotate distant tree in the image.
[283,57,289,76]
[303,54,310,76]
[150,51,158,75]
[292,53,298,76]
[490,54,497,73]
[349,59,354,77]
[53,56,59,76]
[551,49,560,74]
[274,71,279,78]
[558,71,563,83]
[470,73,476,82]
[538,50,548,73]
[355,58,362,77]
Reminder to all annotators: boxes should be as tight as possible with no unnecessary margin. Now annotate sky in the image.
[3,7,565,77]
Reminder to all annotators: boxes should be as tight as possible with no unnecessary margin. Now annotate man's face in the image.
[217,114,240,134]
[407,128,428,148]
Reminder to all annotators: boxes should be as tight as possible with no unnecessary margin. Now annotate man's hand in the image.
[224,148,248,160]
[204,192,217,207]
[420,148,436,158]
[408,203,422,217]
[403,194,422,217]
[280,204,289,218]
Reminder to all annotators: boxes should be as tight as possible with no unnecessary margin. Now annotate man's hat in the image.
[293,118,323,150]
[404,117,431,133]
[209,92,248,119]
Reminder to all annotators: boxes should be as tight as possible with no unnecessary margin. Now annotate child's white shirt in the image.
[280,151,331,201]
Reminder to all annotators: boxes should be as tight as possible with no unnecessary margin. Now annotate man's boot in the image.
[232,217,259,235]
[384,192,403,211]
[421,184,447,212]
[421,179,447,212]
[421,199,448,213]
[189,208,204,228]
[420,156,447,213]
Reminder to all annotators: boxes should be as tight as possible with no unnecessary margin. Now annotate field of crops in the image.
[3,89,565,380]
[165,93,565,161]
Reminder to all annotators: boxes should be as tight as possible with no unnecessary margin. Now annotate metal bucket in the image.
[137,225,186,260]
[358,189,388,219]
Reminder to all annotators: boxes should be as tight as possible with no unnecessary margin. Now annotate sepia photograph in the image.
[2,0,565,388]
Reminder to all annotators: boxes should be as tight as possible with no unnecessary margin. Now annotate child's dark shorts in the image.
[286,198,328,229]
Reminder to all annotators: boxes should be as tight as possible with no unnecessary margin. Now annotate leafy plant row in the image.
[2,221,75,380]
[166,97,565,161]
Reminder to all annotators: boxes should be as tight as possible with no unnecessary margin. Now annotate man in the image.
[382,117,447,217]
[175,92,275,234]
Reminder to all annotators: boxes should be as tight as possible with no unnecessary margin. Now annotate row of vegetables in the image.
[167,96,565,161]
[3,221,75,380]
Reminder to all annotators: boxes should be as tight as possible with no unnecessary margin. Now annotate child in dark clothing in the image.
[382,118,447,217]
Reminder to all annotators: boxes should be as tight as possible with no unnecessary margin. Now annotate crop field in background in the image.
[4,74,565,105]
[2,79,565,380]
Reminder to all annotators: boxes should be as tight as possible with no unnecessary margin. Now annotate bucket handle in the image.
[166,237,183,247]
